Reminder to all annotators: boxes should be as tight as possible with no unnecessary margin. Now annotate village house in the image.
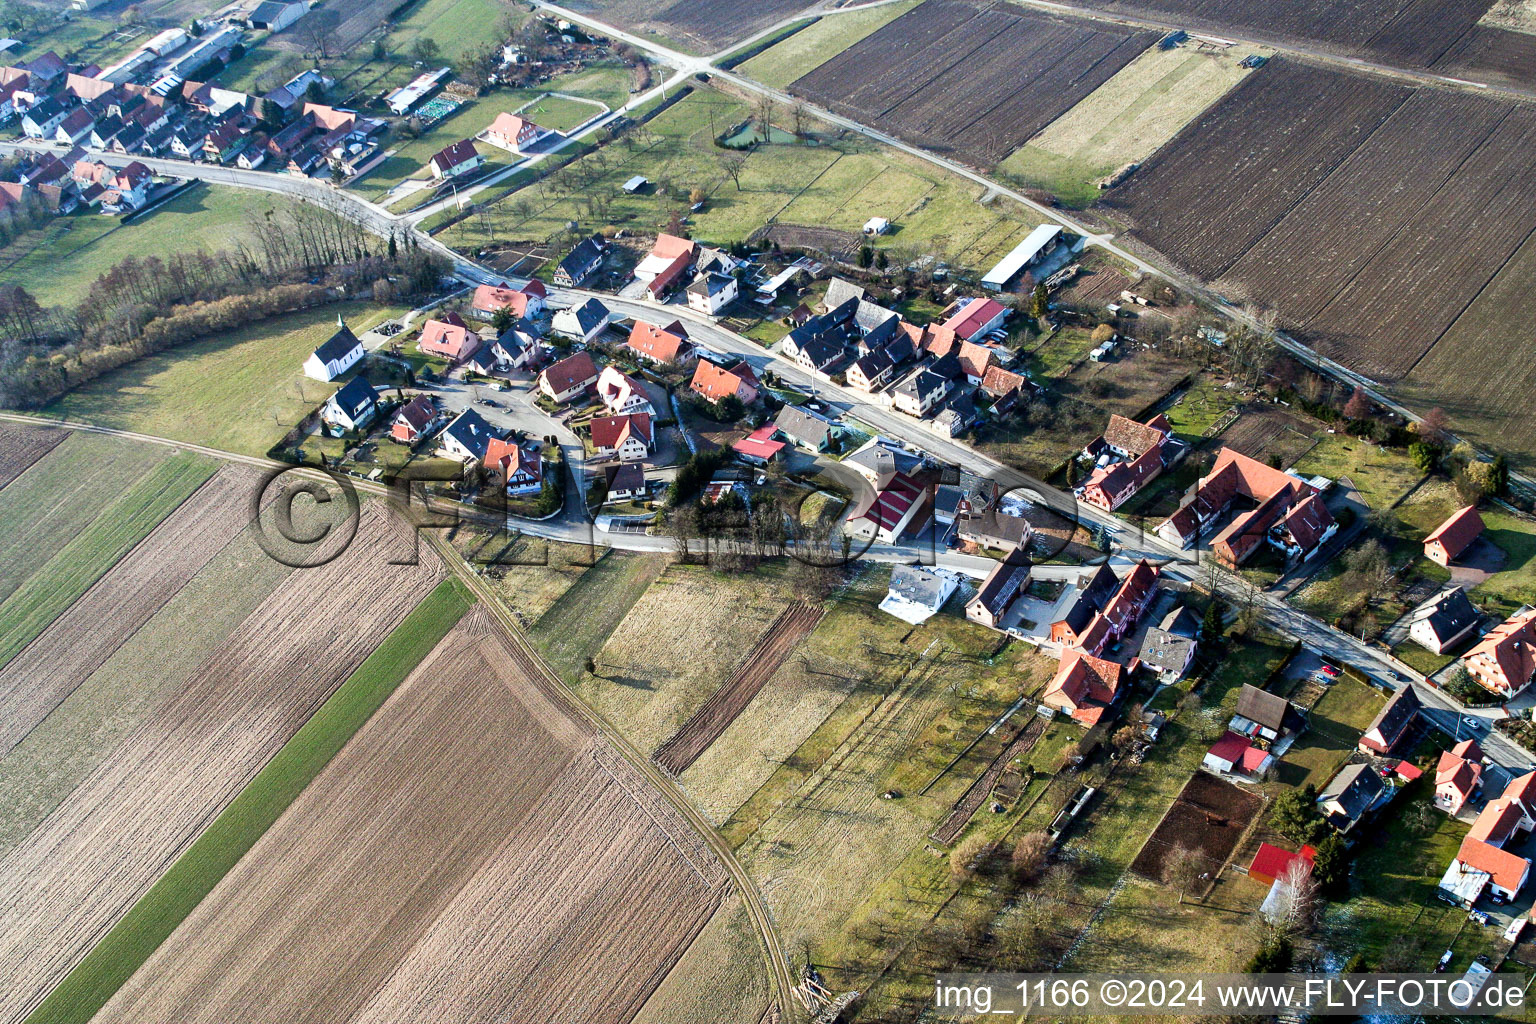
[1049,563,1121,650]
[979,364,1031,413]
[1043,649,1125,727]
[438,408,501,462]
[633,232,695,301]
[1463,607,1536,698]
[483,437,543,497]
[773,405,834,453]
[1077,413,1176,512]
[551,298,611,344]
[955,340,994,386]
[391,395,442,445]
[691,359,758,406]
[471,279,545,321]
[484,111,549,153]
[554,235,605,286]
[1436,739,1484,815]
[939,295,1009,341]
[794,334,844,378]
[966,547,1032,630]
[302,317,365,381]
[319,376,377,436]
[955,501,1032,552]
[1317,763,1389,834]
[428,139,483,180]
[418,313,482,364]
[1230,684,1302,745]
[731,425,786,466]
[487,322,543,369]
[1157,447,1336,567]
[879,565,958,625]
[1357,684,1421,756]
[627,320,696,365]
[538,351,600,404]
[892,369,950,419]
[596,365,654,416]
[1440,773,1536,906]
[1408,587,1481,654]
[1136,605,1199,684]
[685,271,737,315]
[590,413,653,461]
[847,347,895,392]
[603,462,647,504]
[1425,505,1485,566]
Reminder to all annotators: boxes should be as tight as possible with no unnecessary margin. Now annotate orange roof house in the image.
[1464,608,1536,698]
[485,111,546,151]
[626,320,696,364]
[482,437,543,495]
[1157,447,1334,566]
[1042,649,1124,727]
[690,359,759,405]
[1436,738,1484,815]
[1425,506,1485,567]
[471,280,544,320]
[418,312,481,363]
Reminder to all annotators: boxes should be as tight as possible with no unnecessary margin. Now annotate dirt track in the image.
[98,610,727,1024]
[0,423,64,491]
[0,464,260,758]
[0,506,442,1024]
[654,601,824,775]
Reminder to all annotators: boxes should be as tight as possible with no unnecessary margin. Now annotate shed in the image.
[621,175,648,193]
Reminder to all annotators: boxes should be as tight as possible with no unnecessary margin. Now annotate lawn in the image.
[511,92,605,132]
[0,432,170,603]
[1274,677,1383,790]
[1291,434,1425,510]
[0,185,276,307]
[0,453,216,671]
[999,46,1256,207]
[452,85,1043,272]
[39,302,407,458]
[1161,372,1239,443]
[737,0,922,89]
[528,548,669,680]
[386,0,518,63]
[22,576,473,1024]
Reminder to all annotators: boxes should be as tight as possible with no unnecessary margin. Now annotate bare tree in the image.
[1011,832,1052,884]
[717,150,747,191]
[791,101,809,138]
[1272,858,1319,934]
[754,92,777,142]
[301,9,342,60]
[1163,843,1204,904]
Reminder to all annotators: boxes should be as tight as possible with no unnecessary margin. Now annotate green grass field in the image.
[0,186,277,307]
[737,1,922,89]
[39,302,406,458]
[999,46,1255,206]
[22,576,473,1024]
[387,0,517,62]
[1274,677,1383,790]
[0,453,216,671]
[0,432,170,603]
[1291,434,1425,511]
[454,86,1041,271]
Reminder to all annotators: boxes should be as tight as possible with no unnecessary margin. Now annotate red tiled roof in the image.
[628,320,692,362]
[691,359,756,402]
[956,340,993,379]
[1425,505,1485,561]
[980,364,1027,398]
[1043,649,1124,727]
[590,412,653,451]
[651,232,695,261]
[1466,609,1536,696]
[540,351,599,395]
[1469,797,1524,846]
[1103,414,1168,458]
[941,296,1007,340]
[472,281,538,317]
[430,138,479,172]
[732,424,785,461]
[1459,836,1530,893]
[645,252,691,296]
[1249,842,1315,883]
[483,437,541,483]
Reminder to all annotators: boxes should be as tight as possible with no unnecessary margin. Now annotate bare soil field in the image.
[791,0,1157,166]
[0,422,63,490]
[1128,770,1263,883]
[1085,0,1497,69]
[1106,58,1536,463]
[631,897,772,1024]
[98,610,729,1024]
[569,0,817,50]
[0,464,258,758]
[930,715,1045,845]
[1213,406,1320,470]
[1434,25,1536,89]
[0,506,442,1024]
[654,600,824,774]
[277,0,393,54]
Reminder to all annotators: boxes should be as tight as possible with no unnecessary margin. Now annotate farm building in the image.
[248,0,306,32]
[387,67,452,115]
[1248,842,1315,886]
[1156,447,1335,566]
[1077,413,1176,512]
[1202,731,1273,780]
[1440,773,1536,905]
[302,317,364,381]
[1424,505,1485,566]
[879,565,957,625]
[939,296,1008,341]
[982,224,1064,291]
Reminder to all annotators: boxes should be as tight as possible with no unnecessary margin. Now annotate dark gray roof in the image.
[1138,625,1196,674]
[604,462,645,492]
[851,348,893,380]
[1365,685,1421,744]
[897,369,946,398]
[559,236,604,278]
[928,351,963,380]
[774,405,832,448]
[823,277,865,310]
[312,324,361,364]
[1235,684,1290,733]
[1319,763,1385,821]
[972,549,1032,614]
[1159,604,1200,638]
[327,376,375,418]
[566,297,609,333]
[1414,588,1480,645]
[854,298,897,334]
[797,334,842,368]
[1060,563,1118,634]
[442,408,499,460]
[845,441,924,480]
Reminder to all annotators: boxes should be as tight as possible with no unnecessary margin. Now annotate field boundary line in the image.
[591,747,718,885]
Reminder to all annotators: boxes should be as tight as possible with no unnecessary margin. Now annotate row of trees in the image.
[0,203,448,408]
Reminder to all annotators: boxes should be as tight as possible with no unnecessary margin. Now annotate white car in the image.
[1463,716,1482,731]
